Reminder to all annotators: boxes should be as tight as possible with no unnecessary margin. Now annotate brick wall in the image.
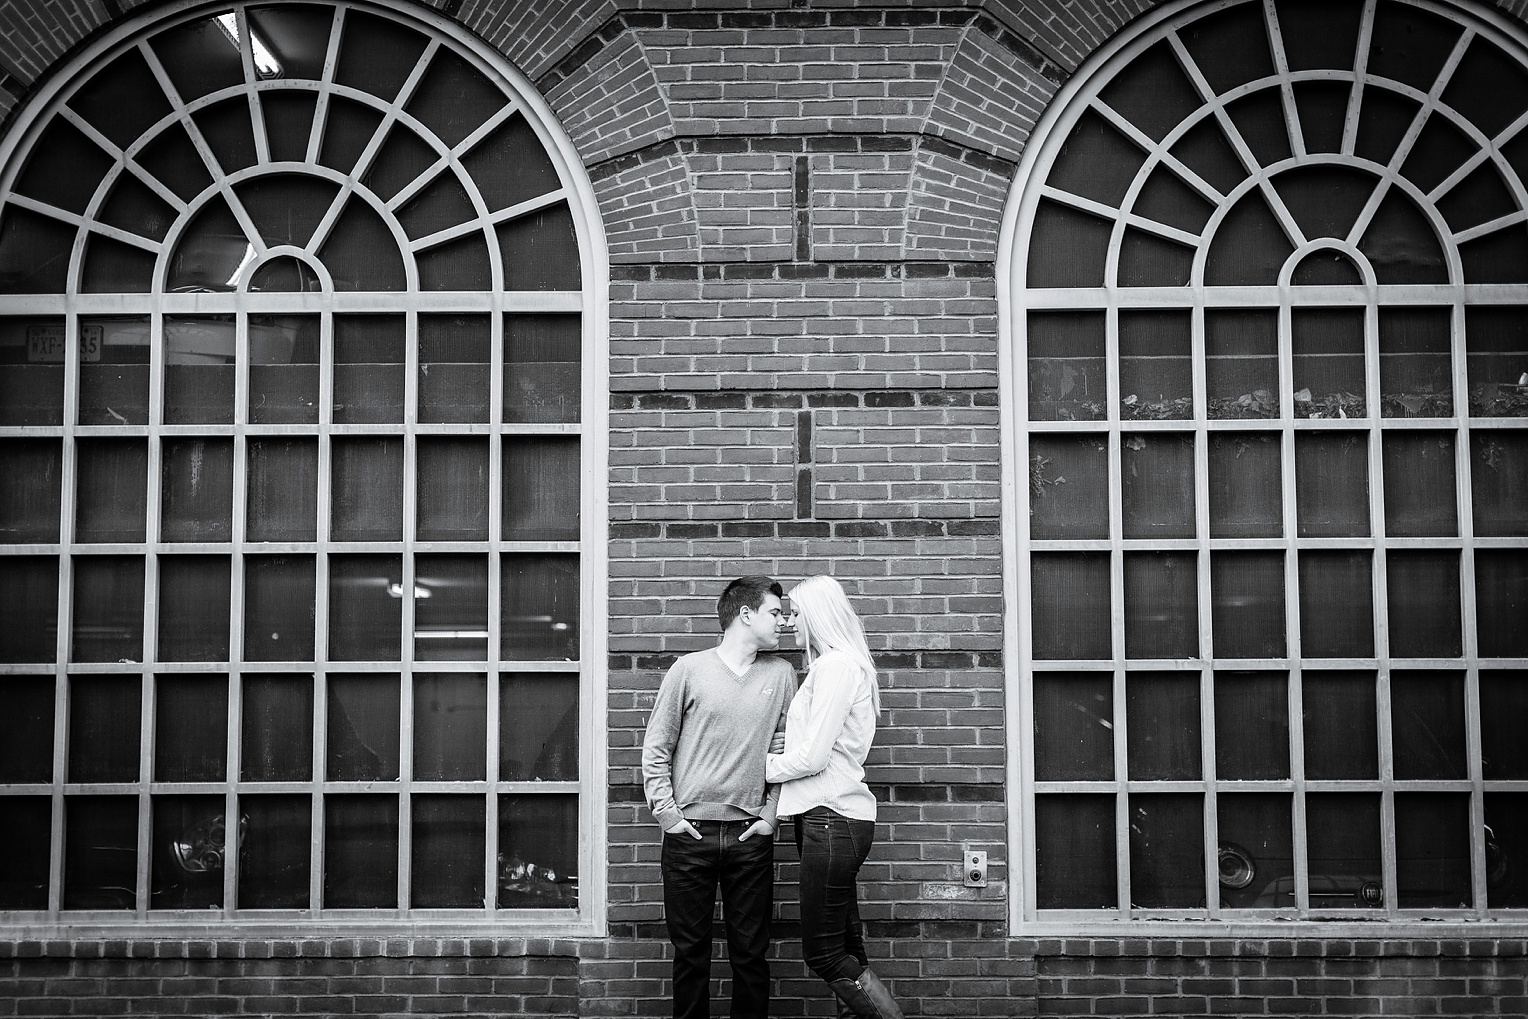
[4,0,1528,1017]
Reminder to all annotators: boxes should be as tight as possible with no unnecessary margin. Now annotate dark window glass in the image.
[332,439,403,541]
[364,124,438,202]
[152,16,245,103]
[13,118,114,215]
[503,438,581,541]
[1382,432,1457,537]
[161,438,234,543]
[1028,435,1109,540]
[81,236,155,294]
[76,438,148,543]
[1126,675,1200,780]
[498,794,577,909]
[247,439,318,542]
[1098,42,1200,143]
[1129,793,1204,908]
[1275,165,1374,243]
[1294,433,1369,537]
[1217,793,1293,909]
[244,555,317,661]
[500,673,579,782]
[498,204,581,291]
[419,314,490,423]
[164,316,236,424]
[1119,311,1191,420]
[414,673,487,781]
[71,555,145,663]
[1030,553,1110,661]
[154,675,228,782]
[1026,201,1110,289]
[249,314,320,424]
[1027,311,1105,422]
[79,316,151,424]
[1302,671,1377,779]
[98,174,176,243]
[1291,82,1350,154]
[328,555,403,661]
[397,175,475,242]
[415,554,489,662]
[334,315,405,423]
[1485,794,1528,909]
[1298,551,1374,659]
[0,439,61,543]
[1481,671,1528,781]
[241,674,313,782]
[63,796,139,910]
[1359,190,1448,285]
[68,676,141,783]
[238,794,312,909]
[247,4,335,80]
[1214,671,1287,780]
[1471,431,1528,537]
[1395,793,1472,909]
[236,177,339,250]
[416,438,489,541]
[1177,2,1272,95]
[1390,671,1466,780]
[1387,553,1462,658]
[1205,190,1292,286]
[1292,309,1366,420]
[1306,793,1383,909]
[319,198,406,291]
[1121,433,1194,539]
[504,314,581,424]
[326,674,400,781]
[501,554,581,661]
[1047,110,1146,206]
[1208,433,1281,538]
[1032,672,1113,782]
[412,794,486,908]
[69,48,170,149]
[334,11,427,101]
[1210,552,1286,658]
[323,794,399,908]
[418,232,493,291]
[0,557,58,663]
[1123,552,1198,660]
[1035,795,1116,909]
[1206,310,1278,419]
[0,797,51,909]
[260,91,319,163]
[0,209,73,296]
[1465,308,1528,418]
[157,556,232,662]
[463,114,561,212]
[317,96,385,175]
[0,677,55,783]
[1475,551,1528,658]
[0,317,65,423]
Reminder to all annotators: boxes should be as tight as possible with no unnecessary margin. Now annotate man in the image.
[642,576,799,1019]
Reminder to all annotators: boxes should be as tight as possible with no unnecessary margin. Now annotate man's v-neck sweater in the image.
[642,648,798,832]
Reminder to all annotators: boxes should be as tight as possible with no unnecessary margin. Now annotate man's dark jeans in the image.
[661,819,774,1019]
[794,807,874,984]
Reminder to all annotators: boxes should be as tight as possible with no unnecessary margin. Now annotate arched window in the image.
[1003,0,1526,926]
[0,1,607,931]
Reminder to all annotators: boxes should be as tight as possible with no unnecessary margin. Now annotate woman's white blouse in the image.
[765,649,878,821]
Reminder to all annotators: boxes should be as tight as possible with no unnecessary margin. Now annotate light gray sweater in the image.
[642,648,798,832]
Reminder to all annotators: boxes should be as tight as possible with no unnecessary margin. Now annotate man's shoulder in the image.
[755,653,800,681]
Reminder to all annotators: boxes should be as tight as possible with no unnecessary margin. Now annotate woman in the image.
[765,576,904,1019]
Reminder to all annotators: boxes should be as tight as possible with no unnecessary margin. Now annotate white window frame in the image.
[998,0,1528,936]
[0,0,609,938]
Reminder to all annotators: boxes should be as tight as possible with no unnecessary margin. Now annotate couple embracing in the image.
[641,575,905,1019]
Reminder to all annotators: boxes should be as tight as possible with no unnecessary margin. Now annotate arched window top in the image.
[0,2,581,299]
[1021,0,1528,291]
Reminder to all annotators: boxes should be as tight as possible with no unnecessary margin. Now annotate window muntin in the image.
[0,2,601,927]
[1011,0,1528,924]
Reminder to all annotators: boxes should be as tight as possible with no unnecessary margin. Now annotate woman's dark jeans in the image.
[661,819,774,1019]
[794,807,875,984]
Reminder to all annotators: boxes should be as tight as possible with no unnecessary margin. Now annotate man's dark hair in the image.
[716,576,783,630]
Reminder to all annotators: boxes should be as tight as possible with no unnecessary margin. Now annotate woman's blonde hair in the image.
[788,575,880,716]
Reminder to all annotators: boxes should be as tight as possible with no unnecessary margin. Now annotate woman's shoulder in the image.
[810,649,868,681]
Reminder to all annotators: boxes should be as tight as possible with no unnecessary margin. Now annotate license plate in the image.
[27,323,102,363]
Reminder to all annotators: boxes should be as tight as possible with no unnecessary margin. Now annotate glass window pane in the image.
[398,175,476,244]
[334,10,427,100]
[1214,671,1287,780]
[363,123,436,203]
[1386,552,1462,658]
[1295,433,1369,537]
[504,314,581,424]
[249,314,319,424]
[64,795,139,910]
[0,677,55,783]
[151,15,244,103]
[323,794,399,909]
[318,198,406,292]
[497,793,577,908]
[415,554,488,662]
[328,555,402,661]
[1217,793,1293,909]
[71,555,145,663]
[241,674,313,782]
[238,793,312,909]
[1028,436,1109,540]
[463,114,560,212]
[0,317,64,424]
[1208,433,1281,538]
[236,177,340,250]
[1302,671,1377,779]
[0,438,61,542]
[1027,200,1110,288]
[332,439,403,541]
[1126,674,1200,780]
[247,439,317,542]
[1028,311,1105,421]
[157,556,231,662]
[193,98,257,175]
[1035,794,1116,909]
[1390,670,1466,780]
[1121,433,1194,539]
[1298,551,1373,658]
[1123,552,1198,659]
[1395,793,1472,908]
[1129,793,1204,908]
[13,117,114,215]
[501,554,580,661]
[1030,553,1110,661]
[138,122,213,204]
[1206,310,1278,419]
[419,314,490,423]
[1464,308,1528,417]
[164,316,236,424]
[1032,672,1113,782]
[503,437,581,541]
[0,797,51,909]
[497,204,580,291]
[0,556,58,663]
[79,317,150,425]
[154,675,227,782]
[326,674,400,781]
[405,47,503,144]
[0,210,73,297]
[76,438,148,543]
[99,176,176,241]
[1119,311,1192,420]
[1481,671,1528,780]
[411,794,486,908]
[414,673,487,781]
[1225,90,1292,169]
[418,232,493,291]
[317,96,384,176]
[1379,308,1453,417]
[500,673,579,781]
[417,438,489,541]
[68,678,140,782]
[244,555,316,661]
[1306,793,1384,909]
[161,438,234,543]
[1475,550,1528,658]
[1210,552,1286,658]
[334,315,405,424]
[259,91,318,163]
[1383,432,1457,537]
[1471,431,1528,537]
[1047,109,1146,206]
[1485,793,1528,908]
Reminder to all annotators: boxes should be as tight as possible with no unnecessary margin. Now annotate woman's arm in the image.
[765,659,859,783]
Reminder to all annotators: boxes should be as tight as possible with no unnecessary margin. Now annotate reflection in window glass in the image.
[501,555,580,662]
[64,796,138,910]
[328,555,402,661]
[1305,794,1383,909]
[500,674,579,781]
[1218,794,1293,909]
[1028,436,1108,540]
[1395,793,1472,908]
[498,794,577,909]
[241,674,313,783]
[245,555,317,661]
[333,315,405,424]
[419,314,490,423]
[415,555,488,662]
[0,317,64,425]
[249,314,319,424]
[327,674,400,782]
[150,794,226,910]
[1129,794,1204,908]
[415,673,487,780]
[505,315,581,424]
[79,317,150,424]
[1032,673,1112,782]
[164,317,236,424]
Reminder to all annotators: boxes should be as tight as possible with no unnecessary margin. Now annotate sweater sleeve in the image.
[765,658,857,783]
[641,661,687,831]
[757,667,799,826]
